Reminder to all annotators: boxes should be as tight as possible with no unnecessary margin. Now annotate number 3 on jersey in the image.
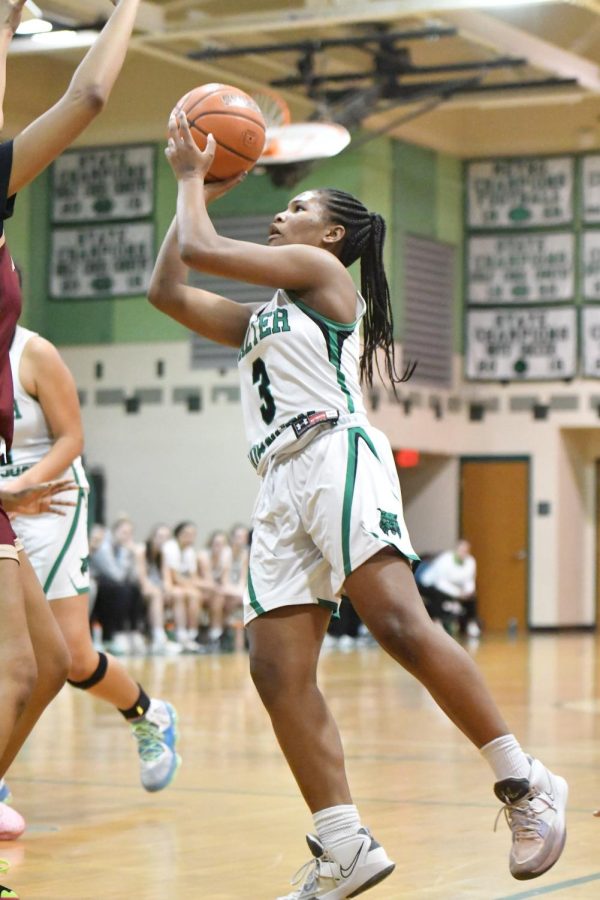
[252,357,276,425]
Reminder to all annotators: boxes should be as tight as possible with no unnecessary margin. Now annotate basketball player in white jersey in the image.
[0,325,180,839]
[148,117,568,899]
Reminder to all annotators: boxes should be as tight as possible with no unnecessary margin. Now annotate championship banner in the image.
[49,222,154,299]
[581,306,600,377]
[52,145,155,222]
[466,306,577,380]
[581,155,600,223]
[580,230,600,300]
[467,157,573,229]
[467,232,574,304]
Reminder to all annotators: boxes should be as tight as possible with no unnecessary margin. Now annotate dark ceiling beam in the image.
[187,26,457,60]
[449,76,579,95]
[271,56,528,88]
[322,75,579,105]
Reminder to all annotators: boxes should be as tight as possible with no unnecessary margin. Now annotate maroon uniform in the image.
[0,140,20,549]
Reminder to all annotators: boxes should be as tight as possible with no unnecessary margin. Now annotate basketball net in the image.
[251,88,351,165]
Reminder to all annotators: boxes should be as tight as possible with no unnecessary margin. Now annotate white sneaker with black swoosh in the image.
[494,757,568,880]
[276,828,395,899]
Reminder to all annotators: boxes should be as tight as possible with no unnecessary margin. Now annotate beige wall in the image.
[61,342,257,549]
[63,341,600,628]
[369,356,600,629]
[397,455,459,556]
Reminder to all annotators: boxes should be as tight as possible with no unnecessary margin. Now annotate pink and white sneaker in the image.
[0,804,25,842]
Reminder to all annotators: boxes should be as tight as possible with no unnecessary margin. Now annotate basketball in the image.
[172,83,266,181]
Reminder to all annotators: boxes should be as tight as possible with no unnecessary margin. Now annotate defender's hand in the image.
[0,479,78,516]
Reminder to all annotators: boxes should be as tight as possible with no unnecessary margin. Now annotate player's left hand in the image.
[165,111,215,181]
[0,479,78,516]
[204,171,246,204]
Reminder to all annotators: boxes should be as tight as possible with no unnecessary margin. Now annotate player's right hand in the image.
[165,111,216,181]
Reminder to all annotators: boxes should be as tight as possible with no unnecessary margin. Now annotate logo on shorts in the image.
[80,555,89,575]
[378,509,401,537]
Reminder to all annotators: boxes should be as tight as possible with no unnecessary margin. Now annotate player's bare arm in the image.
[149,217,255,348]
[8,0,141,196]
[9,337,83,490]
[0,0,24,129]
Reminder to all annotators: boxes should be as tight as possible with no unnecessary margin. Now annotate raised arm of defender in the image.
[7,0,141,196]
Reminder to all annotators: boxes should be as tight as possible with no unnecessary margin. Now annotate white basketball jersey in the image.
[238,289,367,474]
[2,325,88,487]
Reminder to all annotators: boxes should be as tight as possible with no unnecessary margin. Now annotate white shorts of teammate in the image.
[11,486,90,601]
[244,423,418,625]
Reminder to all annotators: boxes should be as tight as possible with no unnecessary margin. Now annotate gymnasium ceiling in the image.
[8,0,600,158]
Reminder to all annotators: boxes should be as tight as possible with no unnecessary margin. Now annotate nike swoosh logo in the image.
[340,846,362,879]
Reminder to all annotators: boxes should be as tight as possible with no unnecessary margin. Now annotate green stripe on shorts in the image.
[341,428,380,578]
[317,598,338,614]
[247,568,265,616]
[43,464,83,595]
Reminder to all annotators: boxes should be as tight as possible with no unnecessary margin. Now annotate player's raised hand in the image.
[0,0,26,33]
[165,110,216,180]
[0,479,78,516]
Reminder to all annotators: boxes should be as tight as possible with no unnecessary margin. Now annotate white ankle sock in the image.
[480,733,530,782]
[313,804,361,852]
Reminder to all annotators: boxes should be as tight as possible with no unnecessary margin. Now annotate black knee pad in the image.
[67,651,108,690]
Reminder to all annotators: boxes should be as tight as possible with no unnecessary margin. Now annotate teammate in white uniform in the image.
[148,118,568,899]
[0,326,180,839]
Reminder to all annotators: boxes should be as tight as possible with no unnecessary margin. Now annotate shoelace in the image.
[290,856,320,891]
[131,720,165,762]
[494,787,556,842]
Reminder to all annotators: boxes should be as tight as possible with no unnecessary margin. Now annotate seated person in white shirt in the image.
[418,539,480,637]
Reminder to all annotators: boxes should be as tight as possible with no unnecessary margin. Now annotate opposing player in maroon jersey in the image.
[0,1,142,895]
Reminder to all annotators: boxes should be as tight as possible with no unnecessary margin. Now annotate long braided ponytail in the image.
[318,188,415,390]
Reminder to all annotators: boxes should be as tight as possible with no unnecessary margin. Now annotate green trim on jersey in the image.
[326,329,355,414]
[291,295,360,332]
[247,568,265,616]
[43,464,83,595]
[291,296,357,414]
[341,428,380,577]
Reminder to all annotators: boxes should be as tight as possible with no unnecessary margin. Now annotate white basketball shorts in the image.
[12,485,90,601]
[244,423,418,625]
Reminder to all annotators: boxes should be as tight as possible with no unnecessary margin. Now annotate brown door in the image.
[460,458,529,631]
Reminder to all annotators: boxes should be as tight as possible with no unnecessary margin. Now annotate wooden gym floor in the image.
[4,632,600,899]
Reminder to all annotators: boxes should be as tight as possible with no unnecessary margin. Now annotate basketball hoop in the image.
[251,88,291,129]
[259,122,351,165]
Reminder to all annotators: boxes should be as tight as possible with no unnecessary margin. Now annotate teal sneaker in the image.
[131,699,180,792]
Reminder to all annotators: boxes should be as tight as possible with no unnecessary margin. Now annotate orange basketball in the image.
[172,83,266,181]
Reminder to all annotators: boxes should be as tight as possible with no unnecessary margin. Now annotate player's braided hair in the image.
[318,188,416,389]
